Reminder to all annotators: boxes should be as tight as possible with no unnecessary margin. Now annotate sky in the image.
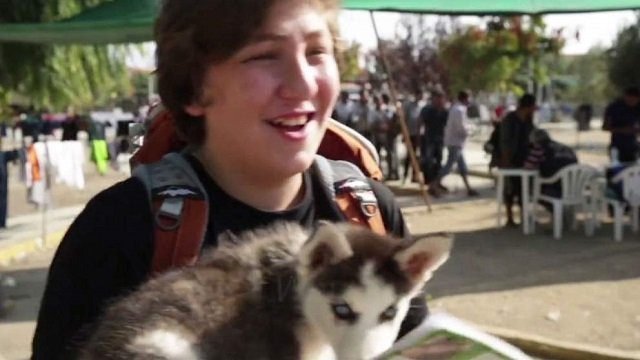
[340,10,637,55]
[128,10,637,69]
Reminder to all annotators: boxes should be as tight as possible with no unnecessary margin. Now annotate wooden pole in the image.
[369,11,432,212]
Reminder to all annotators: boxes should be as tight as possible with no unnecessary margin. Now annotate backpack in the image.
[130,105,387,274]
[483,123,501,169]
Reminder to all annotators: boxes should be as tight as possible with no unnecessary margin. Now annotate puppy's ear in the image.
[299,221,353,274]
[394,233,453,285]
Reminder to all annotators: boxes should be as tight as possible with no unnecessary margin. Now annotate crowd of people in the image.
[331,88,481,194]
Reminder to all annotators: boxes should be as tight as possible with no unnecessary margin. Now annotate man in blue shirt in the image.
[603,87,640,163]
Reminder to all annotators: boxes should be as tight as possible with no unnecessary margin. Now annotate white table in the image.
[495,168,538,235]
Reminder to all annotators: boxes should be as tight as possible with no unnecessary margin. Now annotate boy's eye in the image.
[379,305,397,322]
[331,302,358,322]
[243,53,277,63]
[307,47,329,56]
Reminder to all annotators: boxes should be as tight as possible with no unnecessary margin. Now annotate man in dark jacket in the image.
[602,87,640,163]
[500,94,536,226]
[420,91,448,187]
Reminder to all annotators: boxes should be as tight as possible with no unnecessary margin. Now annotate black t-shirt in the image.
[32,156,424,359]
[604,99,640,147]
[61,118,80,141]
[501,111,534,167]
[420,105,448,140]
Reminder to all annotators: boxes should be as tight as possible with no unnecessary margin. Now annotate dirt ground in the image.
[400,198,640,353]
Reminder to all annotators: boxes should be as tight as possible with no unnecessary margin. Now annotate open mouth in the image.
[266,113,315,131]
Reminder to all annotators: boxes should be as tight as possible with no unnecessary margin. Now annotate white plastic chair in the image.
[605,164,640,242]
[530,164,600,239]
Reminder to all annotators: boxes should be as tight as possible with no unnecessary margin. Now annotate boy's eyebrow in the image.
[249,30,330,44]
[249,33,288,43]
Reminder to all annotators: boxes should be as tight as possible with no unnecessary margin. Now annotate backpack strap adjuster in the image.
[335,178,380,218]
[155,197,184,231]
[350,189,379,218]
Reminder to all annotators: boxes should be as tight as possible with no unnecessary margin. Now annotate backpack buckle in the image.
[352,190,379,218]
[335,178,379,218]
[155,197,184,231]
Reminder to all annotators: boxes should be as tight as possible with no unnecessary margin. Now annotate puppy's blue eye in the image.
[331,303,358,322]
[379,305,397,322]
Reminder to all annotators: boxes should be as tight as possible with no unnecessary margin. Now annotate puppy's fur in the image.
[80,222,451,360]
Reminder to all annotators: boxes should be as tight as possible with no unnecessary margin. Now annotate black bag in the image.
[484,123,501,168]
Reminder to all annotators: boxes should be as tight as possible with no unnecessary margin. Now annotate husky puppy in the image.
[80,221,452,360]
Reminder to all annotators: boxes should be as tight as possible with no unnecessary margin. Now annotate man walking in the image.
[429,91,478,197]
[420,91,448,187]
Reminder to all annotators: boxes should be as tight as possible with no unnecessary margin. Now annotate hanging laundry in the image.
[44,141,85,189]
[29,140,86,207]
[30,143,49,207]
[27,145,41,184]
[91,140,109,175]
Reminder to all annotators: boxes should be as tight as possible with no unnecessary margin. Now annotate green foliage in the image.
[554,48,613,106]
[607,16,640,92]
[0,0,130,111]
[338,41,364,82]
[439,16,564,94]
[440,26,523,93]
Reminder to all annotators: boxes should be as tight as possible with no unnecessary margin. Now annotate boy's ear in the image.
[394,233,453,285]
[184,103,205,117]
[299,221,353,275]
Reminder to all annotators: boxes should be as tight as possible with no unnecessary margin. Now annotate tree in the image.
[0,0,130,111]
[607,15,640,92]
[554,48,613,107]
[366,15,447,95]
[337,41,365,83]
[439,16,564,95]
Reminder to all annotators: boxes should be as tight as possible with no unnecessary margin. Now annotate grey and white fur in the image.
[80,221,452,360]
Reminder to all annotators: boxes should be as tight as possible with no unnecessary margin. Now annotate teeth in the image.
[269,115,308,126]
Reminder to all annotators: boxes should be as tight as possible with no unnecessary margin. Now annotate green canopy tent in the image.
[0,0,639,44]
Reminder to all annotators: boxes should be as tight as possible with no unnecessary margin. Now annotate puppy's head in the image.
[297,221,452,360]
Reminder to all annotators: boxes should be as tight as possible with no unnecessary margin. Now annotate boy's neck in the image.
[193,149,305,212]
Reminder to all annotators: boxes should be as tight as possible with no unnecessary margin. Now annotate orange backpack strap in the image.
[314,155,386,235]
[130,104,186,169]
[133,153,209,275]
[319,120,384,181]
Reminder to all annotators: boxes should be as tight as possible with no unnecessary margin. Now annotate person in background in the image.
[381,93,400,180]
[350,89,372,140]
[602,87,640,163]
[402,90,426,183]
[524,128,578,201]
[332,90,353,125]
[500,93,537,226]
[370,94,393,179]
[61,106,82,141]
[420,91,449,188]
[429,91,478,197]
[573,103,593,132]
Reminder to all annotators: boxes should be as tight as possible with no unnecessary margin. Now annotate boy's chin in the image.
[280,153,316,176]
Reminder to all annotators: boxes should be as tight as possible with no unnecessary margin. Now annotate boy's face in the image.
[186,1,339,181]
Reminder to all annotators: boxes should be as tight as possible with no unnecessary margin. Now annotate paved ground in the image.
[1,120,639,359]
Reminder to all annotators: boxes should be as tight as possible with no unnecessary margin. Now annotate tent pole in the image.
[369,11,432,212]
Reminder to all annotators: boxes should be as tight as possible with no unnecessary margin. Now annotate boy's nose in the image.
[279,55,318,100]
